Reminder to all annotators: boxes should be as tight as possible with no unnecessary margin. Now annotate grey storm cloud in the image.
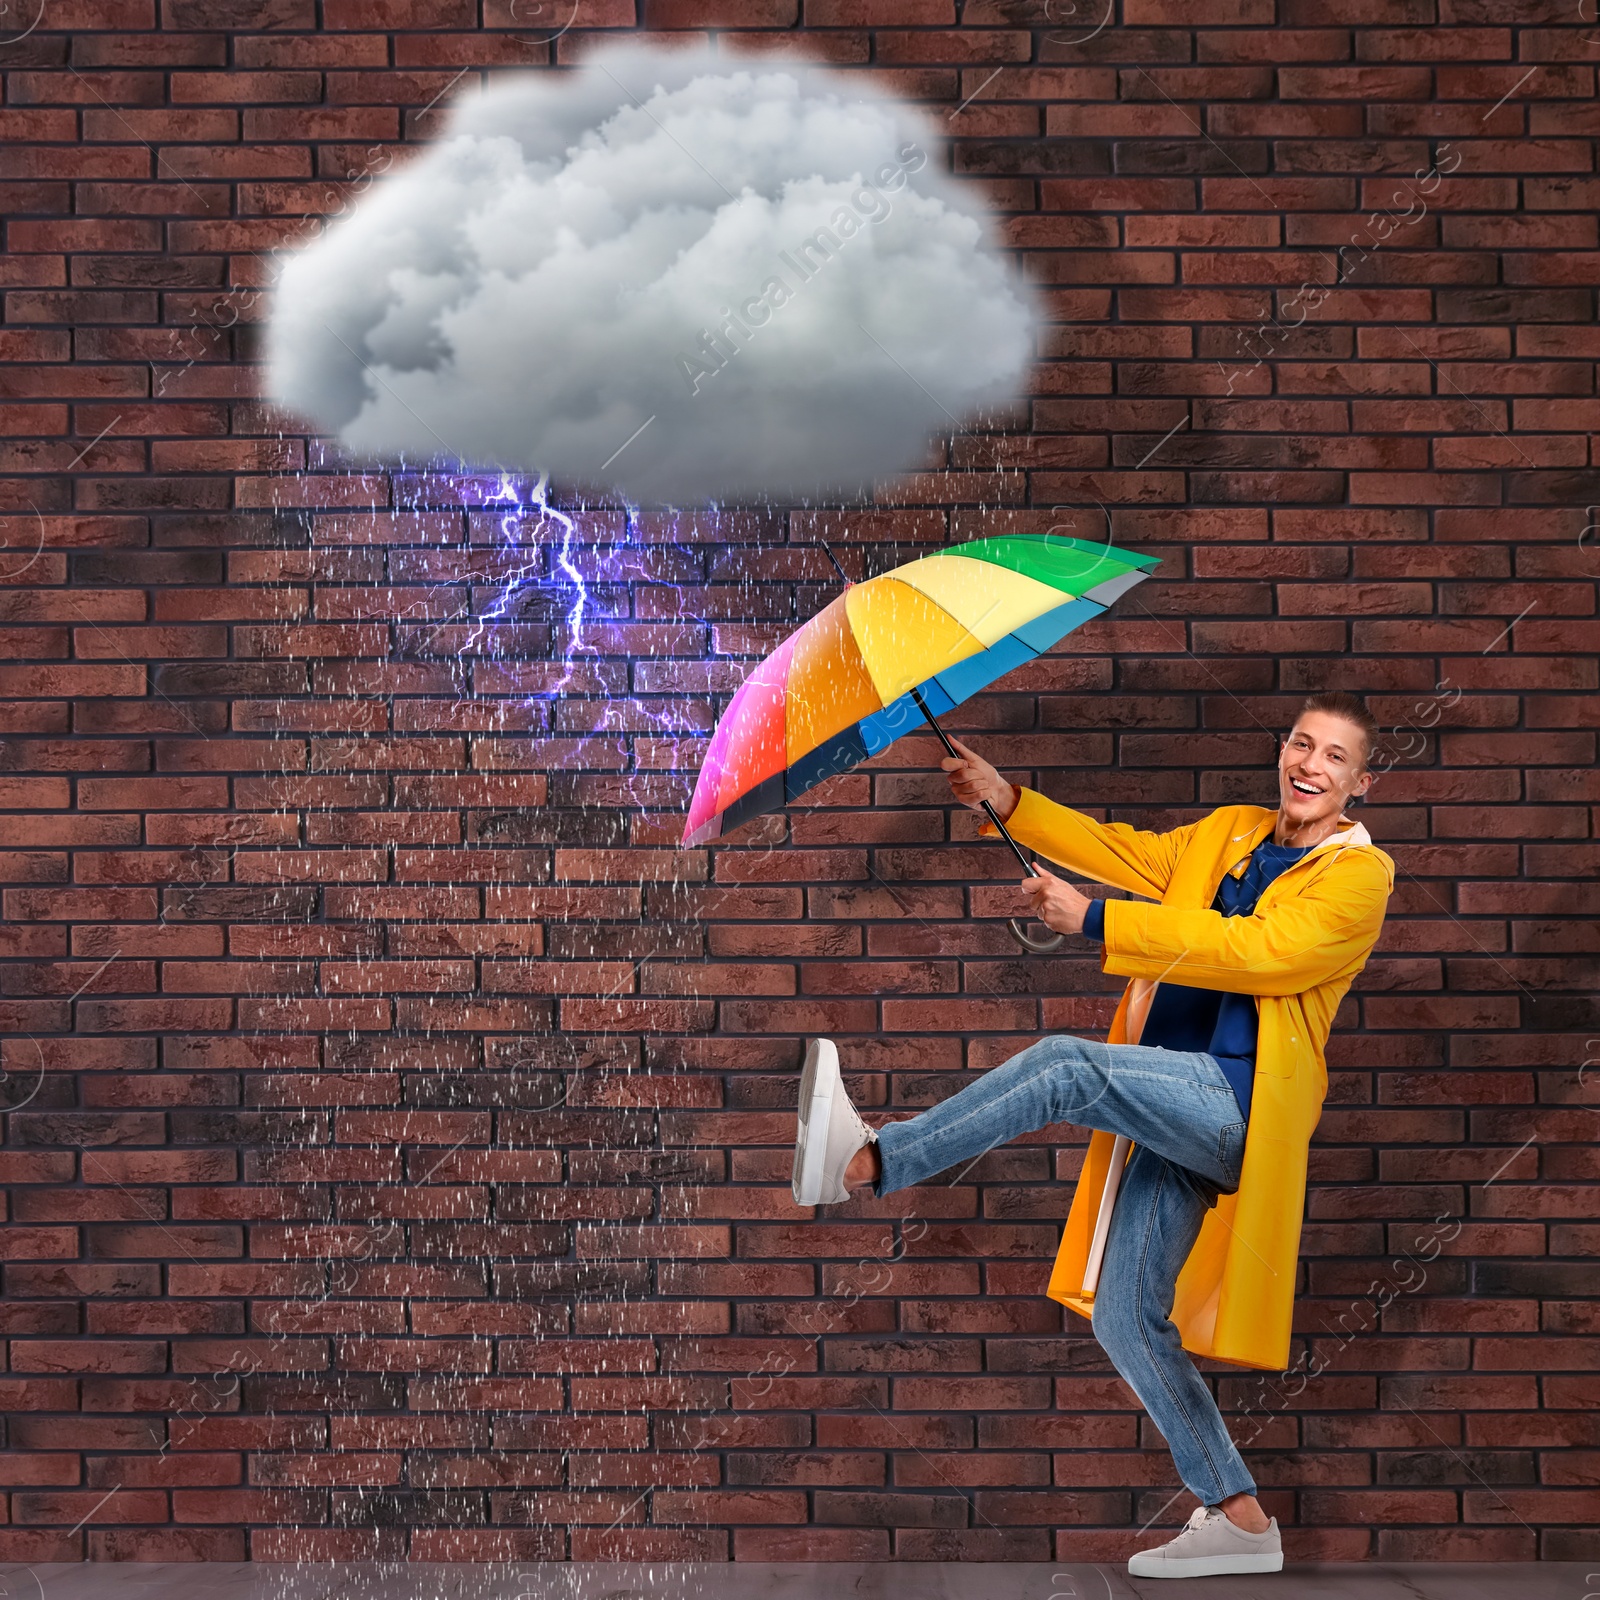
[265,40,1041,507]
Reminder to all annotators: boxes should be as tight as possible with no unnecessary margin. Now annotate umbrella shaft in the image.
[909,688,1038,880]
[983,798,1038,878]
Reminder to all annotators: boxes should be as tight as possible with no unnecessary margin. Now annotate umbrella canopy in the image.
[682,534,1158,848]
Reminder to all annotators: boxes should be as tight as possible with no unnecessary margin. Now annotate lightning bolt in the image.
[467,470,588,699]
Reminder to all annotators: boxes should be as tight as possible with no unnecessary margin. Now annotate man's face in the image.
[1278,711,1372,829]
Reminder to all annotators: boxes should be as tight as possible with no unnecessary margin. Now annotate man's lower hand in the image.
[1018,865,1090,936]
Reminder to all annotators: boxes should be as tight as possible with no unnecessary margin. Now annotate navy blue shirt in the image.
[1081,838,1312,1121]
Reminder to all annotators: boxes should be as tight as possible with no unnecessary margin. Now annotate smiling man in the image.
[789,691,1395,1579]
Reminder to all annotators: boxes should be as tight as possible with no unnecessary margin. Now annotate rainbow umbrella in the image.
[683,534,1157,849]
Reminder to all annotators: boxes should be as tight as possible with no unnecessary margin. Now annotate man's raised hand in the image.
[940,737,1021,821]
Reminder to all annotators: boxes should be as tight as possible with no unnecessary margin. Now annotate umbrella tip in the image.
[816,540,852,586]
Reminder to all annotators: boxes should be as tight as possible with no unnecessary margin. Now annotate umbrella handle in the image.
[1008,917,1068,954]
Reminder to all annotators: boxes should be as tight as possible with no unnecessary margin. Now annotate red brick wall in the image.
[0,0,1595,1568]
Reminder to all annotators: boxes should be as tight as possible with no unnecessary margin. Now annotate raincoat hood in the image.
[994,793,1395,1372]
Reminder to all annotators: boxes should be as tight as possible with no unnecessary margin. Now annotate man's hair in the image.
[1294,690,1378,770]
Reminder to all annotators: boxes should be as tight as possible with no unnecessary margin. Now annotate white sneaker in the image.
[1127,1504,1283,1578]
[791,1038,877,1206]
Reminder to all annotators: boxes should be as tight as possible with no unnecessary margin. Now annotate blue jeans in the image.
[873,1034,1257,1506]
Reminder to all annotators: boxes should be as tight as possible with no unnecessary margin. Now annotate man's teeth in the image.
[1291,778,1323,795]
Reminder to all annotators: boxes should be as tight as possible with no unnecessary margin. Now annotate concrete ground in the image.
[0,1563,1576,1599]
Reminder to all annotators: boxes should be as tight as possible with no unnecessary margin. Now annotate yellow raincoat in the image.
[991,790,1394,1373]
